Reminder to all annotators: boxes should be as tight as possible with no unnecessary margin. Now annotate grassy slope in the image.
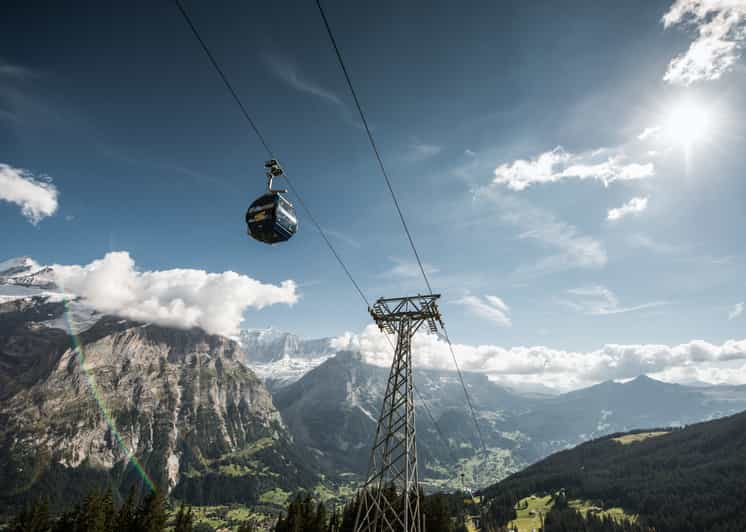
[167,505,275,532]
[506,494,635,532]
[612,430,669,445]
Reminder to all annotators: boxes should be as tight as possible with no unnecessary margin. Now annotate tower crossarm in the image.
[368,294,443,334]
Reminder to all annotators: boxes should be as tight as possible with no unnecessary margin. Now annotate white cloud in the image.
[492,146,654,191]
[493,147,569,191]
[266,55,343,106]
[729,302,744,320]
[0,163,59,224]
[662,0,746,85]
[638,126,662,140]
[477,190,607,273]
[627,233,682,254]
[560,285,668,315]
[454,295,511,327]
[379,256,439,280]
[465,149,477,157]
[650,361,746,386]
[406,143,442,162]
[333,325,746,390]
[324,228,361,249]
[264,55,358,126]
[52,252,298,337]
[0,61,35,80]
[607,196,649,221]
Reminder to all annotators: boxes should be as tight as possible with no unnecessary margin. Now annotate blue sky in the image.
[2,1,746,386]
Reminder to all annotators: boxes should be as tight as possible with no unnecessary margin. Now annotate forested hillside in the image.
[481,410,746,531]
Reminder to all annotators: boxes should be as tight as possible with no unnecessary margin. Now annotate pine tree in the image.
[237,522,257,532]
[287,495,305,532]
[174,504,194,532]
[339,493,359,532]
[114,486,138,532]
[274,514,288,532]
[327,505,339,532]
[425,494,454,532]
[76,490,107,532]
[101,489,116,532]
[9,498,50,532]
[313,501,327,532]
[137,489,167,532]
[301,495,315,530]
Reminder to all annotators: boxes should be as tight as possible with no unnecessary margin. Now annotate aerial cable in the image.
[315,0,488,458]
[286,180,371,307]
[173,0,369,307]
[442,324,488,457]
[315,0,433,295]
[414,386,459,467]
[174,0,457,462]
[381,333,457,464]
[173,0,273,157]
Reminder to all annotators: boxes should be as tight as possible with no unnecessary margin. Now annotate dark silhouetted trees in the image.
[7,487,195,532]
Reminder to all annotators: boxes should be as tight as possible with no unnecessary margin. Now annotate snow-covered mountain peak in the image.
[1,256,57,300]
[238,328,340,388]
[239,329,336,362]
[0,256,100,331]
[243,327,289,342]
[0,256,46,280]
[0,256,38,276]
[0,256,57,289]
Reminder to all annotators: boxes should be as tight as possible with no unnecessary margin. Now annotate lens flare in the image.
[61,294,156,493]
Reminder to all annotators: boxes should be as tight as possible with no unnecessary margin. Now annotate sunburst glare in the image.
[663,98,713,150]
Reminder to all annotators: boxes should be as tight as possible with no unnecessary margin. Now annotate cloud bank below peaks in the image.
[53,252,298,337]
[333,325,746,391]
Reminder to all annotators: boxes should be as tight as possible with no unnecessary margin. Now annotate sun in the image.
[663,98,712,149]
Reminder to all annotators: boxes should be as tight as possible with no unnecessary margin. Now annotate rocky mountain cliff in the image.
[0,289,318,512]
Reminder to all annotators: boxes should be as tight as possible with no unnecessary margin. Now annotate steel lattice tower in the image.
[354,295,443,532]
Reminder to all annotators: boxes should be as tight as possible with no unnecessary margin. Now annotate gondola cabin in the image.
[246,192,298,244]
[246,159,298,244]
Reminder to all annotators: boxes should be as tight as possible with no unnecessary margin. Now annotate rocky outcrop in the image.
[0,308,317,510]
